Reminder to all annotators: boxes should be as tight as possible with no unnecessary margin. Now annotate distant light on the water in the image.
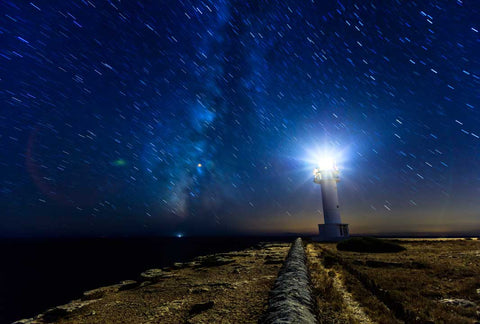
[176,233,184,238]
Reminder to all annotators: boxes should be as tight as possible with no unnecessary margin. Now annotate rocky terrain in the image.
[14,242,290,324]
[14,238,480,324]
[311,238,480,323]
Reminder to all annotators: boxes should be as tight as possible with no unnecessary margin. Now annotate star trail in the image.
[1,0,479,237]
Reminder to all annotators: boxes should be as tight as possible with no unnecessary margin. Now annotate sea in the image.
[0,236,292,324]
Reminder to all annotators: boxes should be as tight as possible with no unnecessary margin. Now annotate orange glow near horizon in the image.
[236,209,480,235]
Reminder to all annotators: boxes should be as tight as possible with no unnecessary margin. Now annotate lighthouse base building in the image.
[313,163,350,242]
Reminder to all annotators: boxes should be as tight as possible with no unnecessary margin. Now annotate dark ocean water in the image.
[1,236,292,324]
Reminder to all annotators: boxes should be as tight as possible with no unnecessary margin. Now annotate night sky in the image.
[1,0,479,237]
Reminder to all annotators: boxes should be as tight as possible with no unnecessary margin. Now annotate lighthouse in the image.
[313,158,349,241]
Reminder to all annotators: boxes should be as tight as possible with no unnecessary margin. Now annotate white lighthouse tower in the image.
[313,159,349,241]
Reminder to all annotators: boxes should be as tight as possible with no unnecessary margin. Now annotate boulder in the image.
[82,284,122,300]
[12,319,36,324]
[189,287,210,294]
[187,261,200,267]
[140,269,175,282]
[440,298,476,308]
[118,280,138,291]
[42,300,96,322]
[197,255,235,267]
[173,262,185,269]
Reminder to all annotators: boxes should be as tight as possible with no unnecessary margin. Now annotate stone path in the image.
[261,238,317,324]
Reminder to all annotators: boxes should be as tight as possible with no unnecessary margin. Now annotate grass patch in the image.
[340,267,401,323]
[326,239,480,323]
[305,245,356,323]
[337,237,406,253]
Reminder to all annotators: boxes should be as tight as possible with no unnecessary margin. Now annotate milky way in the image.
[1,1,479,236]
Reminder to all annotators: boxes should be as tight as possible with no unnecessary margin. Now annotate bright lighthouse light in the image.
[302,145,348,179]
[317,157,336,171]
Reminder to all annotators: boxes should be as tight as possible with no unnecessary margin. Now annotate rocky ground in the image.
[15,242,290,324]
[313,238,480,323]
[14,238,480,324]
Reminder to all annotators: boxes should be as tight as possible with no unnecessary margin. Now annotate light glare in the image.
[317,157,336,171]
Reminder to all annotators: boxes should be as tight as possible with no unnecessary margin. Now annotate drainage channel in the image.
[260,238,317,324]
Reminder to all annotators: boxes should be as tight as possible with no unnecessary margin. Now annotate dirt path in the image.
[306,243,374,324]
[331,271,373,324]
